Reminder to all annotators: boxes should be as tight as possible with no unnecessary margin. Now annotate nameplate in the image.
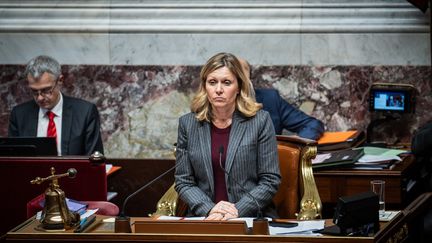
[134,220,248,235]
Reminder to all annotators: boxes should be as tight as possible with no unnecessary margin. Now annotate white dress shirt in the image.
[37,93,63,155]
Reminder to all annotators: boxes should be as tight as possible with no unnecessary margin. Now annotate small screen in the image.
[373,91,405,111]
[0,137,57,156]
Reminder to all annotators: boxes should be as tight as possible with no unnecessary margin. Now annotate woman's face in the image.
[205,66,239,112]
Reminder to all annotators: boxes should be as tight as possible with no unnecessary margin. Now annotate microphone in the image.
[218,146,263,219]
[218,146,269,235]
[115,147,187,233]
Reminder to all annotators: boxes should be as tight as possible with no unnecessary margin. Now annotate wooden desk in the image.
[6,193,432,243]
[4,193,432,243]
[314,155,422,216]
[2,217,397,243]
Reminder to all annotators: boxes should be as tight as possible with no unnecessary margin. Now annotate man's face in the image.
[28,72,62,110]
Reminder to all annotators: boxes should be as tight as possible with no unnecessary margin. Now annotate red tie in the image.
[46,111,57,138]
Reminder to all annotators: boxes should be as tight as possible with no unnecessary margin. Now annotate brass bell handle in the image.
[30,167,77,184]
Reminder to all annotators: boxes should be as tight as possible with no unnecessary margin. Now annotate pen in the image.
[74,215,96,233]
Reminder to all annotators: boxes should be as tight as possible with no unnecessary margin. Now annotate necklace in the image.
[214,118,232,129]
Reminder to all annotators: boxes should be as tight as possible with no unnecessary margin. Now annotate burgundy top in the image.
[211,124,231,203]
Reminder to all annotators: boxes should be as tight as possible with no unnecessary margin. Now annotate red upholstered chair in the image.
[274,135,322,220]
[26,193,45,218]
[27,194,119,218]
[85,201,119,216]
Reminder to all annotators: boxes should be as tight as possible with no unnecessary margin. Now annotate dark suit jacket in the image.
[412,122,432,157]
[255,89,324,140]
[175,110,281,218]
[412,122,432,191]
[8,95,104,156]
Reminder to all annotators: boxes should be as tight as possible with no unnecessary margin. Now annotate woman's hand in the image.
[206,201,239,220]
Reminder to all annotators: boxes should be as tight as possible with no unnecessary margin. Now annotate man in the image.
[411,121,432,241]
[239,58,324,140]
[8,55,104,155]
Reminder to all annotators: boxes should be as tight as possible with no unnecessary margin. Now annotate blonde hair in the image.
[191,52,262,122]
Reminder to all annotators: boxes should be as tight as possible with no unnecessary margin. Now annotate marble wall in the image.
[1,64,430,158]
[0,1,430,158]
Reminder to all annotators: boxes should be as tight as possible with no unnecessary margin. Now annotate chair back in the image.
[273,142,300,219]
[275,135,322,220]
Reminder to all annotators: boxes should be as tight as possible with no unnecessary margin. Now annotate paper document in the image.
[157,216,205,221]
[362,146,406,157]
[269,220,325,235]
[379,211,400,222]
[312,154,331,164]
[80,208,98,219]
[105,164,113,174]
[357,154,402,163]
[353,146,405,165]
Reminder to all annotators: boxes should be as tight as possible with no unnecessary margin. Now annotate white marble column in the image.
[0,0,429,65]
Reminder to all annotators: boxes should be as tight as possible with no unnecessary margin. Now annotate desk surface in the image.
[314,154,421,212]
[10,190,432,243]
[4,214,405,243]
[314,154,414,176]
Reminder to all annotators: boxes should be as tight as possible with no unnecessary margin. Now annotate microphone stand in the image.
[218,146,269,235]
[115,159,181,233]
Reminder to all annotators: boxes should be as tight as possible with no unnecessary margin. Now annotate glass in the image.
[31,80,58,98]
[371,180,385,215]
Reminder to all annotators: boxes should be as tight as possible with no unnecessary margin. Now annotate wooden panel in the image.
[316,176,402,204]
[314,155,421,212]
[134,220,248,235]
[0,156,107,235]
[106,158,175,217]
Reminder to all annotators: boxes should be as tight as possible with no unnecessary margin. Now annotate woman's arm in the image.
[235,111,281,216]
[174,115,215,216]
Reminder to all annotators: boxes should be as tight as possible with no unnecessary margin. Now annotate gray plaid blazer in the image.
[174,109,281,217]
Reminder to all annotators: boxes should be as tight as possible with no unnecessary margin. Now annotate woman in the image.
[174,52,281,220]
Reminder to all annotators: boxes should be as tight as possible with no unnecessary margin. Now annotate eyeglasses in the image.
[31,80,58,98]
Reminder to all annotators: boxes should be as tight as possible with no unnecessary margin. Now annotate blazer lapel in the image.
[61,96,72,155]
[225,111,247,174]
[197,121,215,194]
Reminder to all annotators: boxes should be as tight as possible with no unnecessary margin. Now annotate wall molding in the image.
[0,0,429,33]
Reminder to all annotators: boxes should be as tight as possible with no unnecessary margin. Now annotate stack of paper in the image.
[312,148,364,170]
[353,147,406,170]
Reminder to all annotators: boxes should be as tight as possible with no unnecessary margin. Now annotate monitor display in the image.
[369,83,415,114]
[0,137,57,156]
[373,90,405,112]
